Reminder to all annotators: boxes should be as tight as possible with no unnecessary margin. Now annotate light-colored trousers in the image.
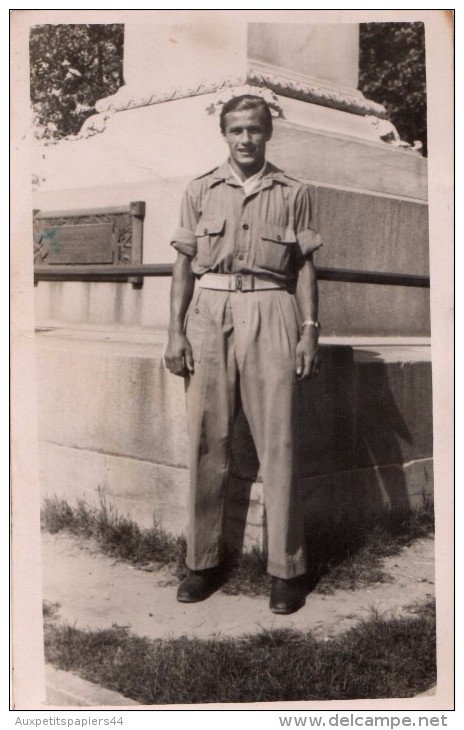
[184,286,307,579]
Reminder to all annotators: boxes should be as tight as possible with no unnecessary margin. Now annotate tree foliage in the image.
[359,22,427,154]
[30,24,124,141]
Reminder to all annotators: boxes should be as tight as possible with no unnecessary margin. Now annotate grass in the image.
[41,493,434,596]
[43,597,436,704]
[41,492,186,570]
[306,505,434,594]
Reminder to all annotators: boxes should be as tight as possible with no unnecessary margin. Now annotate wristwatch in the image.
[301,320,321,333]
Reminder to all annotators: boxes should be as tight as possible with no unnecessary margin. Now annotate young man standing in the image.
[164,93,322,614]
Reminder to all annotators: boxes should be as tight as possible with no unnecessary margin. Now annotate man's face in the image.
[222,108,271,174]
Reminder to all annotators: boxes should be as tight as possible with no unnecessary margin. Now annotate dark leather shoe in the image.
[176,567,221,603]
[269,577,305,615]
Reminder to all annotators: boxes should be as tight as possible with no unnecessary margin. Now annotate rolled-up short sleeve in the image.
[297,228,323,256]
[170,226,197,257]
[293,184,323,258]
[170,184,201,258]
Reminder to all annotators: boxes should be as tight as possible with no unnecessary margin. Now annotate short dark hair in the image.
[220,94,273,136]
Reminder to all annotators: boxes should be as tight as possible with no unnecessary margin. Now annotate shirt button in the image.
[238,253,244,260]
[242,223,249,230]
[194,307,200,313]
[203,228,208,234]
[277,234,282,241]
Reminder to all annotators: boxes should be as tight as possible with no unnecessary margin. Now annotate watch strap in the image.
[301,319,321,332]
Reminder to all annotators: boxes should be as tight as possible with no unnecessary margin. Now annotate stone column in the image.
[123,16,247,88]
[100,20,386,145]
[249,23,360,88]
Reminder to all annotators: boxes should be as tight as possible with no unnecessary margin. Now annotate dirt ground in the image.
[41,531,435,642]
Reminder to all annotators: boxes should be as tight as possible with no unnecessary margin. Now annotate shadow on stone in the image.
[220,344,433,588]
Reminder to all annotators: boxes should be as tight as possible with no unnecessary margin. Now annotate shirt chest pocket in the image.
[256,223,297,274]
[195,217,225,267]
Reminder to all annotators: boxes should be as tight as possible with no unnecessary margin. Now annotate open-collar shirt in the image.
[171,160,322,282]
[228,162,267,197]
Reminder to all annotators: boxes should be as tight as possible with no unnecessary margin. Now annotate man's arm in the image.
[294,256,321,381]
[164,252,196,376]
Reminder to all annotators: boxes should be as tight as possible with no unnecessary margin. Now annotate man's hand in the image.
[165,252,196,377]
[164,332,194,377]
[295,329,321,381]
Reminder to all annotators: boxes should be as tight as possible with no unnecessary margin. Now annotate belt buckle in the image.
[235,274,242,291]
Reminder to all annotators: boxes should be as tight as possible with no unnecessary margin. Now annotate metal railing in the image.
[34,263,430,288]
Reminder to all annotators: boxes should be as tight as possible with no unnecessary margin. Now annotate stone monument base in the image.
[36,328,433,553]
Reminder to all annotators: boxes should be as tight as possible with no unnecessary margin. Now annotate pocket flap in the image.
[260,223,297,244]
[195,218,225,236]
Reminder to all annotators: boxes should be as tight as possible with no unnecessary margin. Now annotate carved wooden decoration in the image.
[33,202,145,285]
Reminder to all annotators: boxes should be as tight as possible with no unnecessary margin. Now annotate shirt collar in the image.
[208,160,290,189]
[228,162,267,196]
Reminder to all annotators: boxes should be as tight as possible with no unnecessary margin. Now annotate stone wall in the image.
[37,329,432,548]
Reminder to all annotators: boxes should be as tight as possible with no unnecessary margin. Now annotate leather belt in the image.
[198,273,286,292]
